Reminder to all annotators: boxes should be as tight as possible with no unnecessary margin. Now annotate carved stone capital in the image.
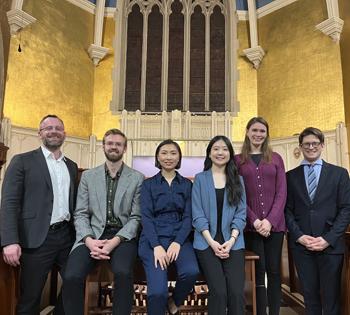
[316,16,344,42]
[88,44,109,66]
[243,46,265,69]
[6,9,36,36]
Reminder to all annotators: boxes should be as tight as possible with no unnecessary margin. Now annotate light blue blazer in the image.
[192,169,247,251]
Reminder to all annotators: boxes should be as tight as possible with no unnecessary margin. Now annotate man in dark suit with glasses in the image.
[285,127,350,315]
[0,114,78,314]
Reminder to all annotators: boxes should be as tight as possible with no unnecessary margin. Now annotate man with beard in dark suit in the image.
[0,114,78,314]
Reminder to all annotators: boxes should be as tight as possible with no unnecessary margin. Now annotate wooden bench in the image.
[84,250,259,315]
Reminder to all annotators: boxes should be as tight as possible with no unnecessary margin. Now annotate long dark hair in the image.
[204,135,242,206]
[240,116,272,164]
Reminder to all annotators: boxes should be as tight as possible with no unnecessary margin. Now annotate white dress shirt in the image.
[41,146,71,224]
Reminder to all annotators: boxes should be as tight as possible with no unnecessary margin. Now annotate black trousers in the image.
[244,232,284,315]
[18,223,74,315]
[62,237,137,315]
[293,249,343,315]
[196,248,245,315]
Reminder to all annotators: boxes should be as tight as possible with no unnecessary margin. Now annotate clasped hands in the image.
[254,219,272,237]
[85,236,121,260]
[297,235,329,251]
[154,242,180,270]
[209,238,235,260]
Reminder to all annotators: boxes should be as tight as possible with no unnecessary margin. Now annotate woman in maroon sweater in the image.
[235,117,287,315]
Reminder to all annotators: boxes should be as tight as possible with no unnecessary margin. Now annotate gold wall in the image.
[339,0,350,148]
[233,21,258,141]
[257,0,345,138]
[0,0,12,119]
[92,17,120,140]
[3,0,94,138]
[2,0,347,142]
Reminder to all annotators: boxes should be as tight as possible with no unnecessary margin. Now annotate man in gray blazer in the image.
[0,114,78,314]
[63,128,144,315]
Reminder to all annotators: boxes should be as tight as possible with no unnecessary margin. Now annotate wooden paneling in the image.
[0,257,19,315]
[342,232,350,314]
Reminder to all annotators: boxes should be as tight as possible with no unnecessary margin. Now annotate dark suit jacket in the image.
[285,161,350,254]
[0,148,78,249]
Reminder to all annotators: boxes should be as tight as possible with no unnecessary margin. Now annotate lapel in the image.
[204,170,217,232]
[313,160,329,202]
[95,165,107,218]
[295,165,310,203]
[114,164,131,213]
[34,148,53,191]
[63,158,75,209]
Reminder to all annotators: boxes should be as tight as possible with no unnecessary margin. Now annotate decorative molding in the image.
[88,44,109,66]
[66,0,298,21]
[1,118,347,185]
[88,0,109,65]
[65,0,95,14]
[316,0,343,42]
[66,0,117,16]
[257,0,298,19]
[316,17,344,42]
[244,0,265,69]
[237,10,248,21]
[105,7,116,17]
[243,46,265,69]
[6,9,36,35]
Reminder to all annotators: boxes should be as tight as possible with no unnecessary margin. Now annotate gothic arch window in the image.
[111,0,238,114]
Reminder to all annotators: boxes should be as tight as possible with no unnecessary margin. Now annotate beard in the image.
[42,135,64,151]
[104,149,123,163]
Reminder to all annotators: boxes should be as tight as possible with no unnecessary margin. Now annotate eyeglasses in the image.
[300,142,321,149]
[104,141,124,147]
[39,126,64,132]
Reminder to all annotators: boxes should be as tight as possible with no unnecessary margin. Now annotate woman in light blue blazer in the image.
[192,135,247,315]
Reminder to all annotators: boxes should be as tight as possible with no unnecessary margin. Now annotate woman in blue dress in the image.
[139,139,199,315]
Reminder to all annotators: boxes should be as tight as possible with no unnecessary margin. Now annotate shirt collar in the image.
[300,158,323,166]
[105,162,124,178]
[156,171,181,184]
[41,145,65,161]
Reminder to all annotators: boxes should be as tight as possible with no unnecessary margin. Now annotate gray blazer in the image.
[72,163,144,251]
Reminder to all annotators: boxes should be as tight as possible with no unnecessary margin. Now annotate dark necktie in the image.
[307,165,317,201]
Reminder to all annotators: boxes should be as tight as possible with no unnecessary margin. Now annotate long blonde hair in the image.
[240,117,272,164]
